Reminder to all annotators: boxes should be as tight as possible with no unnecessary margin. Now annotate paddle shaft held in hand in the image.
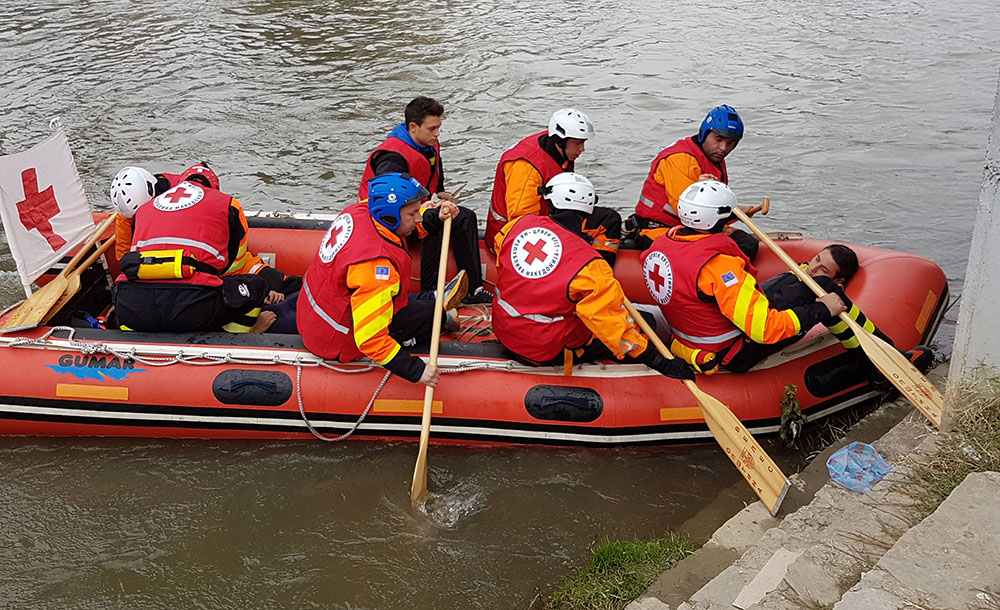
[731,207,942,427]
[623,299,790,515]
[410,214,454,505]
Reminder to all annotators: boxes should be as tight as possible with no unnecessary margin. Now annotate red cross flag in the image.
[0,124,94,296]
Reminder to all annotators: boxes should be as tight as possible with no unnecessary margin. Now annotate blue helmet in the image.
[367,173,430,230]
[697,105,744,143]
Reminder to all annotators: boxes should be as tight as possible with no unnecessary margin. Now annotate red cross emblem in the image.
[164,187,192,204]
[15,168,66,251]
[649,263,667,292]
[524,239,549,265]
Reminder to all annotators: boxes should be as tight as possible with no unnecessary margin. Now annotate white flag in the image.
[0,125,94,294]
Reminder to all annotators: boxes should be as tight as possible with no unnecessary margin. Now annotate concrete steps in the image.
[627,364,1000,610]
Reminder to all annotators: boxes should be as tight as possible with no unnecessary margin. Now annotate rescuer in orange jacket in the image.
[109,163,301,308]
[113,166,271,334]
[640,180,848,373]
[358,97,493,304]
[491,171,693,381]
[297,173,468,387]
[486,108,622,266]
[625,105,758,258]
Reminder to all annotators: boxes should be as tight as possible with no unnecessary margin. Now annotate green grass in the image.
[542,534,695,610]
[906,369,1000,517]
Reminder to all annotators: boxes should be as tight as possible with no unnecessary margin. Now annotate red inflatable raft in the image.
[0,212,947,445]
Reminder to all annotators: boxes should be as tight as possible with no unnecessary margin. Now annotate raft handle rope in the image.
[3,326,540,443]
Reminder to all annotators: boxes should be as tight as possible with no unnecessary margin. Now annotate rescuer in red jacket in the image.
[486,108,622,266]
[298,173,468,387]
[491,171,693,381]
[625,105,758,258]
[359,97,493,304]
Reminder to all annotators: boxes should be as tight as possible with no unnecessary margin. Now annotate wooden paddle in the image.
[1,215,115,329]
[623,299,790,515]
[410,213,455,505]
[41,234,117,324]
[731,208,943,428]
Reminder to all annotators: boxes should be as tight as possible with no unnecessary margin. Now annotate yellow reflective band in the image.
[750,294,769,342]
[173,254,183,279]
[733,275,757,330]
[353,286,396,323]
[847,304,861,320]
[788,309,802,334]
[223,307,261,334]
[829,320,848,334]
[354,304,393,346]
[863,319,876,333]
[377,343,401,366]
[842,337,861,349]
[225,244,251,274]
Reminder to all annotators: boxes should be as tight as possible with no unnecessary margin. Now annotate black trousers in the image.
[418,205,484,293]
[114,274,267,332]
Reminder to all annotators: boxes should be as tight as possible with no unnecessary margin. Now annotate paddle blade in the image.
[0,275,68,328]
[41,275,81,324]
[854,330,943,428]
[410,385,435,505]
[686,381,790,515]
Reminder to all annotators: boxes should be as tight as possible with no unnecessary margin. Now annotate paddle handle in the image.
[410,214,454,505]
[59,215,116,280]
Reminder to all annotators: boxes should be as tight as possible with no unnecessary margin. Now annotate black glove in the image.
[639,347,695,381]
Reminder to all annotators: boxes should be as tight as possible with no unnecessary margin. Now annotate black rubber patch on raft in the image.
[213,370,293,406]
[524,385,604,423]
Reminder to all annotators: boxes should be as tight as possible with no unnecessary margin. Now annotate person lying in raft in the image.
[109,163,301,324]
[639,180,848,373]
[760,243,934,378]
[296,173,468,388]
[491,171,694,382]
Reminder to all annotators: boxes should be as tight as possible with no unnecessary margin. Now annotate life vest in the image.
[297,203,412,361]
[493,215,600,363]
[358,137,441,199]
[485,132,567,248]
[641,230,749,352]
[635,136,728,225]
[117,182,231,287]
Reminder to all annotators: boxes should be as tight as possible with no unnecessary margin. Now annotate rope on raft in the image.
[3,326,538,442]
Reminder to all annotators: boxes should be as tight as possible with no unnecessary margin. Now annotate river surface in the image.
[0,0,997,608]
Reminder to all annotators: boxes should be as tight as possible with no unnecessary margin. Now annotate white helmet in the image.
[548,108,595,141]
[109,166,156,218]
[542,172,596,214]
[677,180,737,230]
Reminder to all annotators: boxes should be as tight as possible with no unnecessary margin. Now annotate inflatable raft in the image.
[0,212,947,445]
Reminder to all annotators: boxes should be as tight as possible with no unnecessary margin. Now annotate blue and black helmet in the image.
[697,105,744,144]
[367,172,430,230]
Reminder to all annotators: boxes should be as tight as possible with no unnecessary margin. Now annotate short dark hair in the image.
[405,97,444,127]
[826,244,859,282]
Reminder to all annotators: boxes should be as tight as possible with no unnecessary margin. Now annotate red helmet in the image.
[180,162,220,190]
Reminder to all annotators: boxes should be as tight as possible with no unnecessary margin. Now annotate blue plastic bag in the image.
[826,441,893,493]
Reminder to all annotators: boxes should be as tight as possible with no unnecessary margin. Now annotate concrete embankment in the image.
[628,363,1000,610]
